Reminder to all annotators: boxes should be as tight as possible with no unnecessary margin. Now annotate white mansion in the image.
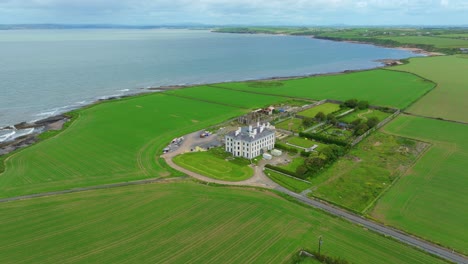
[225,123,275,159]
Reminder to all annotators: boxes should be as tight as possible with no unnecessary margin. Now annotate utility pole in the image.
[318,235,323,256]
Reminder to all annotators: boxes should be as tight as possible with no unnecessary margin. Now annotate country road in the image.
[275,186,468,264]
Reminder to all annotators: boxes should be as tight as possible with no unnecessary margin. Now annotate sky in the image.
[0,0,467,26]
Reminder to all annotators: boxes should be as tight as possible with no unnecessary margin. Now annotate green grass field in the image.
[297,103,340,118]
[380,36,468,48]
[391,55,468,123]
[286,137,323,150]
[339,109,391,123]
[308,132,426,213]
[264,169,311,193]
[213,69,434,109]
[173,150,253,181]
[278,157,305,173]
[0,182,446,264]
[165,85,288,109]
[275,118,306,132]
[0,93,245,198]
[371,115,468,254]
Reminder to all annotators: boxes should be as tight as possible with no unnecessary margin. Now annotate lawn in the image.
[390,55,468,123]
[278,157,306,173]
[213,69,435,109]
[308,132,426,213]
[276,118,306,133]
[264,169,311,193]
[339,109,392,123]
[0,93,245,198]
[371,115,468,254]
[165,85,288,109]
[173,149,253,181]
[0,182,446,264]
[286,137,324,150]
[297,103,340,118]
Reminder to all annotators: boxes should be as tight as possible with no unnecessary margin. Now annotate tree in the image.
[354,123,369,136]
[305,156,327,173]
[344,99,359,108]
[315,111,326,121]
[351,119,361,127]
[296,165,308,177]
[327,114,338,125]
[366,117,380,128]
[303,117,314,127]
[357,100,369,110]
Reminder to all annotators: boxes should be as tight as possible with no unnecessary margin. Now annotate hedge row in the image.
[299,132,350,147]
[264,164,307,180]
[274,143,299,154]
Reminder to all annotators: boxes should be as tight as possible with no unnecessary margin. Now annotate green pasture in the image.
[391,55,468,123]
[165,85,288,109]
[214,69,434,109]
[379,36,468,48]
[0,182,446,264]
[371,115,468,254]
[297,103,340,118]
[339,109,391,123]
[308,132,425,213]
[173,150,253,181]
[265,169,311,193]
[0,93,245,198]
[286,137,323,150]
[276,118,306,133]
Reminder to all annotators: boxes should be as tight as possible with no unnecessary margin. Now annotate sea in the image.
[0,29,420,142]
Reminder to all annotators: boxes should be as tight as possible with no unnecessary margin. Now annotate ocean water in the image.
[0,29,418,131]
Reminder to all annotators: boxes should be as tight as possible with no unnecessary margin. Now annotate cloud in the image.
[0,0,467,24]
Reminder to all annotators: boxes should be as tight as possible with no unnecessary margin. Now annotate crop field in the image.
[371,115,468,253]
[286,137,324,150]
[275,118,306,133]
[214,69,435,109]
[391,55,468,123]
[0,182,446,264]
[297,103,340,118]
[173,150,253,181]
[165,85,288,109]
[339,109,391,123]
[0,93,245,198]
[379,36,468,48]
[307,132,426,213]
[264,169,311,193]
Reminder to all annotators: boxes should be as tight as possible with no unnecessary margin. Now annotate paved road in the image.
[276,186,468,264]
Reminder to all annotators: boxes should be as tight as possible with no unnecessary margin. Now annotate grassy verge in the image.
[265,169,311,193]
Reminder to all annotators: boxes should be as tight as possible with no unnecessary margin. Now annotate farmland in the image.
[215,69,434,109]
[0,93,245,198]
[307,132,427,213]
[165,85,288,109]
[173,148,253,181]
[379,36,468,49]
[371,115,468,254]
[390,55,468,123]
[0,181,446,264]
[297,103,340,118]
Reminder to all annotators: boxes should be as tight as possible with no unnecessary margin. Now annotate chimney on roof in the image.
[249,125,252,132]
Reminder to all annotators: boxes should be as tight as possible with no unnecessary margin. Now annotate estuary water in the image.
[0,29,418,132]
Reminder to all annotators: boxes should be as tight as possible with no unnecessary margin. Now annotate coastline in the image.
[0,36,423,156]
